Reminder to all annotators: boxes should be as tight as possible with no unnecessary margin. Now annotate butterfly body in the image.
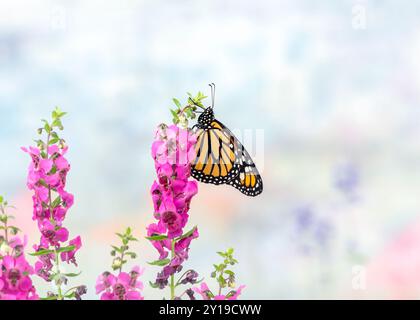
[191,106,263,197]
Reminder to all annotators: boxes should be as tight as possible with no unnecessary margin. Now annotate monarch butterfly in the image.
[190,84,263,197]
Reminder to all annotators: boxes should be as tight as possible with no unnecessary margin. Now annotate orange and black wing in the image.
[191,119,263,196]
[227,143,263,197]
[191,120,240,185]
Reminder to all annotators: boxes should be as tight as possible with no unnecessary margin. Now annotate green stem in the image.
[170,239,175,300]
[4,220,8,244]
[0,205,8,243]
[118,249,125,274]
[218,266,226,296]
[54,247,63,300]
[46,131,63,300]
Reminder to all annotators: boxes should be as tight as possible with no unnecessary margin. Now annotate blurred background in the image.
[1,0,420,299]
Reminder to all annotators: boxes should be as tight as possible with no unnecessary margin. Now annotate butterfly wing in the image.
[191,119,263,196]
[191,121,240,185]
[228,143,263,197]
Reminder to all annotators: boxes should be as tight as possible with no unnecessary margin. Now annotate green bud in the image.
[112,257,123,270]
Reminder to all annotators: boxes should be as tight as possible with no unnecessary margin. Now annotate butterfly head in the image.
[197,106,215,127]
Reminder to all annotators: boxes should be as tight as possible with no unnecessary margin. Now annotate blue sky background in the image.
[1,0,420,299]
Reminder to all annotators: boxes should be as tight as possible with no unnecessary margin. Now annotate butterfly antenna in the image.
[209,83,216,108]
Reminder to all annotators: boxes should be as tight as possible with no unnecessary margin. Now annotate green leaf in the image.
[64,292,76,299]
[38,179,49,188]
[149,281,159,289]
[172,98,182,109]
[0,195,3,204]
[51,132,59,140]
[40,296,58,301]
[52,107,67,119]
[170,108,179,126]
[146,234,168,241]
[42,120,51,133]
[225,290,237,299]
[111,245,122,253]
[63,272,81,277]
[52,118,63,130]
[48,138,60,145]
[30,249,54,256]
[56,245,75,254]
[185,108,193,118]
[218,275,227,287]
[178,226,197,240]
[224,270,235,276]
[51,196,61,208]
[148,258,170,267]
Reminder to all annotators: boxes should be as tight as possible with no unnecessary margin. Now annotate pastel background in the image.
[1,0,419,299]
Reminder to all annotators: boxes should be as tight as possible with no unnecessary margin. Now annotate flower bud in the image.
[0,242,11,255]
[112,257,123,269]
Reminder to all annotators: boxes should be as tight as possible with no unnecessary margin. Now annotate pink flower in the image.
[1,256,32,291]
[58,188,74,208]
[54,156,69,170]
[61,236,82,265]
[175,227,199,253]
[39,219,69,247]
[147,223,171,260]
[96,266,144,300]
[95,272,116,294]
[0,236,39,300]
[47,145,59,155]
[227,285,246,300]
[193,283,212,300]
[39,159,53,173]
[192,283,245,300]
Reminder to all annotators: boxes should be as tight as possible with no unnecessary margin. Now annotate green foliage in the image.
[176,226,197,241]
[169,92,208,128]
[148,258,171,267]
[30,245,75,257]
[211,248,239,290]
[145,234,168,241]
[0,197,21,245]
[111,227,138,271]
[37,107,67,154]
